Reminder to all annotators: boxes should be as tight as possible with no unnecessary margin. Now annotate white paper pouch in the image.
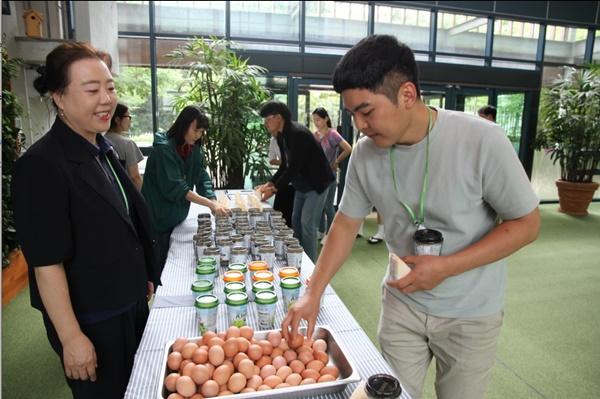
[388,252,412,280]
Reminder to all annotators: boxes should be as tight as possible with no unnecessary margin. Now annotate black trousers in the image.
[273,184,295,228]
[156,228,174,277]
[43,299,149,399]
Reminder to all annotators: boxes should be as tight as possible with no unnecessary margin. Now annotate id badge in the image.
[413,227,443,256]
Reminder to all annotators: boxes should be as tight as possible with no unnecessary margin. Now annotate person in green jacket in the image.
[142,105,229,271]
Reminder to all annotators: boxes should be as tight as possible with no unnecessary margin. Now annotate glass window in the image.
[156,68,188,133]
[493,19,539,61]
[155,1,225,36]
[374,5,430,52]
[230,1,299,42]
[593,30,600,62]
[117,1,149,32]
[544,25,587,65]
[496,93,524,154]
[436,12,487,57]
[305,1,368,45]
[435,55,485,66]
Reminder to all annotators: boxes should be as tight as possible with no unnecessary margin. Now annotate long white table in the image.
[125,192,411,399]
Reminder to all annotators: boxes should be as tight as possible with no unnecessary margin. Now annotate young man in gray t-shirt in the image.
[282,35,540,399]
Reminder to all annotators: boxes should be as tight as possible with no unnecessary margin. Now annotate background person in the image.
[105,103,144,190]
[142,105,229,272]
[268,135,295,227]
[12,42,159,399]
[312,107,352,244]
[256,101,334,262]
[478,105,497,122]
[282,35,540,399]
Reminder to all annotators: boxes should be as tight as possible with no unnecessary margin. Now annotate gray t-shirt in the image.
[105,132,144,169]
[339,108,539,317]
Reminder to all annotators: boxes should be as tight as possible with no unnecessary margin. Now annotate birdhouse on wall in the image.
[23,9,44,39]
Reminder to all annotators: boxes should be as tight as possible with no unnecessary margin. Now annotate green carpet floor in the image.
[2,203,599,398]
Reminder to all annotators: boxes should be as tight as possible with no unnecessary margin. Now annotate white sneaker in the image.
[317,231,324,240]
[321,235,327,245]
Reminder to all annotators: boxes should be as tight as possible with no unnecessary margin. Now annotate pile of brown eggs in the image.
[164,326,341,398]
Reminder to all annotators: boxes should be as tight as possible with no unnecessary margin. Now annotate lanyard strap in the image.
[106,155,130,215]
[389,107,433,226]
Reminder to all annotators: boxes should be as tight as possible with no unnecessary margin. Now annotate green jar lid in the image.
[195,294,219,309]
[255,290,278,305]
[198,257,217,267]
[252,280,275,293]
[228,263,247,273]
[196,264,216,275]
[192,279,214,292]
[280,277,301,289]
[225,292,248,306]
[224,281,246,294]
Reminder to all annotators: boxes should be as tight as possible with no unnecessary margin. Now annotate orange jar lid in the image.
[223,270,244,282]
[248,260,268,272]
[252,270,274,282]
[279,266,300,279]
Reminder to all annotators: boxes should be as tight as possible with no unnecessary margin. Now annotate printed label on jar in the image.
[256,302,277,330]
[287,252,302,269]
[220,245,231,261]
[227,304,248,328]
[281,287,300,310]
[260,253,275,269]
[414,243,442,256]
[231,253,247,265]
[196,307,217,334]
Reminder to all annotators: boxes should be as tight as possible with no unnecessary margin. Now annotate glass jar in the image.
[280,276,302,310]
[230,247,248,265]
[223,270,244,283]
[258,245,276,269]
[224,281,246,296]
[255,290,278,330]
[195,264,216,285]
[251,280,275,301]
[225,292,249,328]
[286,245,303,271]
[195,294,219,334]
[216,238,233,266]
[203,247,221,268]
[279,266,300,280]
[252,270,274,283]
[191,279,214,300]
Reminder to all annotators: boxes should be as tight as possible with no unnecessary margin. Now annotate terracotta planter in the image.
[555,179,600,216]
[2,249,29,306]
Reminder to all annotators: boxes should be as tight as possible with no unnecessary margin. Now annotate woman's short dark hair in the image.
[33,42,104,100]
[167,105,210,145]
[312,107,332,128]
[110,103,129,131]
[333,35,420,104]
[259,101,292,125]
[478,105,497,121]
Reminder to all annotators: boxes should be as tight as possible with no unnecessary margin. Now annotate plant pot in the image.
[555,179,600,216]
[2,249,29,306]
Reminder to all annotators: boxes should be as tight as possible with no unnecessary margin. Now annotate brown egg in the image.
[213,364,233,385]
[301,368,321,380]
[164,372,180,392]
[191,364,210,385]
[283,349,297,363]
[222,360,235,375]
[219,384,228,392]
[313,350,329,365]
[228,372,247,393]
[239,326,254,340]
[318,374,336,383]
[190,394,204,399]
[247,344,263,361]
[182,342,199,360]
[259,364,276,379]
[192,347,209,364]
[167,352,183,371]
[255,355,272,369]
[312,338,327,352]
[208,337,226,348]
[217,331,227,340]
[181,361,195,377]
[289,334,304,349]
[320,365,340,378]
[241,387,256,393]
[218,390,233,396]
[253,365,260,376]
[278,339,290,351]
[271,347,284,358]
[208,345,225,366]
[201,380,219,398]
[237,358,255,378]
[179,359,193,372]
[306,360,325,372]
[246,374,263,390]
[226,326,241,339]
[296,345,313,354]
[175,375,196,397]
[236,337,250,353]
[300,377,317,385]
[257,340,273,355]
[205,362,215,376]
[267,331,282,347]
[202,331,217,346]
[285,373,302,386]
[172,337,188,352]
[167,393,184,399]
[271,355,287,370]
[289,359,305,374]
[263,375,283,388]
[257,384,272,391]
[275,382,291,389]
[223,338,239,358]
[276,365,292,381]
[298,351,314,365]
[233,352,249,369]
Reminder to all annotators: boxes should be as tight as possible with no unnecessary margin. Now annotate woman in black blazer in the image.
[11,42,159,399]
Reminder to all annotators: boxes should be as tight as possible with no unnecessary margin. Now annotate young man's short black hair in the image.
[478,105,497,121]
[259,101,292,124]
[333,35,420,104]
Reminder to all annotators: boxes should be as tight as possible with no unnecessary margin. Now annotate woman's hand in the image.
[211,202,230,217]
[62,331,98,381]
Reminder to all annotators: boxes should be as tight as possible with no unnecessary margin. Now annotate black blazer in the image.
[271,122,335,194]
[12,118,160,316]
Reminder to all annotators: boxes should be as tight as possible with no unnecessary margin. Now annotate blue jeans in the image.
[319,181,337,234]
[292,189,328,262]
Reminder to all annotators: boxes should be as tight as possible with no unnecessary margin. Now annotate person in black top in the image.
[11,42,159,399]
[257,101,335,261]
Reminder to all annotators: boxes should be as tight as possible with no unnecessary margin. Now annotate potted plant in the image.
[168,37,271,189]
[536,67,600,216]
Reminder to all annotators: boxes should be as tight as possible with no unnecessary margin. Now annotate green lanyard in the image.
[389,107,433,227]
[106,156,130,215]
